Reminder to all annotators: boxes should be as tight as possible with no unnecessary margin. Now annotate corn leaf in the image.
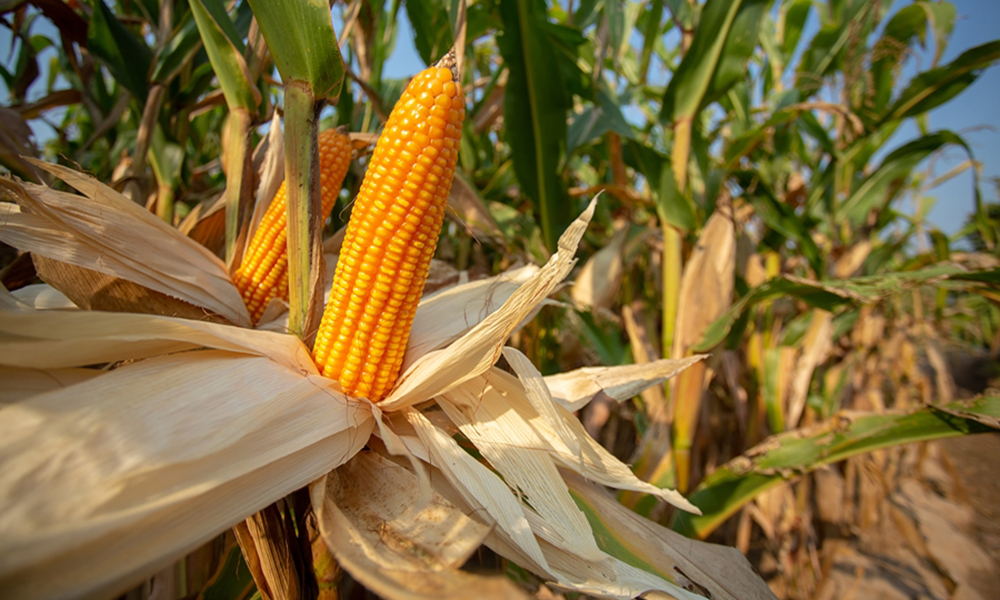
[438,370,606,563]
[189,0,260,112]
[87,0,152,101]
[245,0,344,98]
[660,0,767,125]
[497,0,581,252]
[672,394,1000,539]
[543,355,707,411]
[694,265,1000,351]
[406,408,553,573]
[874,40,1000,128]
[840,130,970,227]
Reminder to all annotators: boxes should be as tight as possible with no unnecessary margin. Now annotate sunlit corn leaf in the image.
[840,130,972,227]
[32,255,231,322]
[672,394,1000,539]
[570,225,626,311]
[5,282,74,311]
[189,0,261,112]
[497,0,581,252]
[311,451,530,600]
[0,160,251,326]
[694,265,1000,351]
[873,40,1000,129]
[660,0,767,126]
[403,265,539,369]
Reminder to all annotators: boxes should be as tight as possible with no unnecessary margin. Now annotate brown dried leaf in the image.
[34,255,229,322]
[311,451,529,600]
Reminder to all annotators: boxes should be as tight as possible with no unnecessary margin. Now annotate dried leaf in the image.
[544,356,707,411]
[448,173,503,241]
[672,209,735,356]
[0,163,249,326]
[406,408,553,573]
[0,297,314,372]
[404,265,538,372]
[0,351,373,599]
[311,452,529,600]
[445,371,699,513]
[438,369,605,563]
[565,473,778,600]
[34,256,228,322]
[570,225,627,310]
[9,283,75,310]
[0,365,99,404]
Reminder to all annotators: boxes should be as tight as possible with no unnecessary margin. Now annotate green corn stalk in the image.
[246,0,345,341]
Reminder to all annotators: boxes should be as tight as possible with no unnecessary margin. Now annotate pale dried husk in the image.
[0,294,372,599]
[0,193,765,600]
[311,451,529,600]
[0,161,250,326]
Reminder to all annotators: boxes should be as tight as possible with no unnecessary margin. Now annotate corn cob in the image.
[312,51,464,401]
[233,127,352,323]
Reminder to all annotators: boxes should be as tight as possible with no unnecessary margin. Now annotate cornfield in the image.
[1,1,998,599]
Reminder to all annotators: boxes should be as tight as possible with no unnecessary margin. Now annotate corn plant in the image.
[2,0,999,599]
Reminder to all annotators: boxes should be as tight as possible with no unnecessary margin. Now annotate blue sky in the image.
[3,0,998,237]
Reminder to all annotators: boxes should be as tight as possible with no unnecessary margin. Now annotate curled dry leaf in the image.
[311,451,530,600]
[544,355,709,412]
[0,161,250,326]
[570,224,627,311]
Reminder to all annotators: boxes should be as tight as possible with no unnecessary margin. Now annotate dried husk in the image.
[0,189,769,600]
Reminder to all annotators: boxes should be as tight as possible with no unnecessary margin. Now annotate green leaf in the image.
[702,0,769,108]
[87,0,153,101]
[780,0,811,61]
[405,0,454,65]
[876,40,1000,127]
[623,141,697,231]
[638,0,664,83]
[190,0,260,111]
[150,11,203,84]
[498,0,580,252]
[660,0,767,125]
[246,0,344,99]
[868,4,926,118]
[920,0,956,66]
[673,394,1000,538]
[840,131,969,227]
[694,265,1000,351]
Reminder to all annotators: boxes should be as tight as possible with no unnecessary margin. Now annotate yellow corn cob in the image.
[233,127,352,323]
[312,51,464,401]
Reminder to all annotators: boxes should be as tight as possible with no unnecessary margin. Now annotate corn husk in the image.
[0,299,373,598]
[0,181,778,599]
[0,161,249,326]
